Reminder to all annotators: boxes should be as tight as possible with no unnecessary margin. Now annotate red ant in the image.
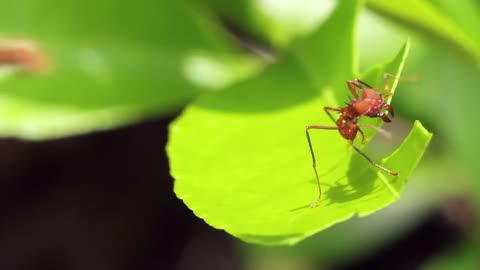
[0,39,49,74]
[306,73,400,207]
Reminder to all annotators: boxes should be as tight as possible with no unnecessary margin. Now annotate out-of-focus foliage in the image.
[421,241,478,270]
[204,0,337,48]
[0,0,261,139]
[366,0,480,66]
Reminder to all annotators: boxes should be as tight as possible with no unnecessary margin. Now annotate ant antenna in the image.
[382,73,419,90]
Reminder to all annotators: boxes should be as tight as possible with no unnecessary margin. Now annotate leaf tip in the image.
[413,120,433,140]
[401,38,411,59]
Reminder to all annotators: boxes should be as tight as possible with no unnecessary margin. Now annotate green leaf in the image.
[168,1,432,245]
[421,240,478,270]
[0,0,261,140]
[205,0,337,49]
[366,0,480,66]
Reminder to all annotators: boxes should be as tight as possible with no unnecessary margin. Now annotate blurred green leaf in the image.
[0,0,261,139]
[421,241,478,270]
[205,0,337,48]
[366,0,480,66]
[433,0,480,46]
[168,0,432,245]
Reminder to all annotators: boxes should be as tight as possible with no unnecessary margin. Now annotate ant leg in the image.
[354,73,414,93]
[358,128,366,144]
[349,140,399,176]
[346,80,367,99]
[356,77,392,92]
[324,106,341,123]
[357,74,402,92]
[354,79,374,89]
[305,125,338,207]
[358,124,392,138]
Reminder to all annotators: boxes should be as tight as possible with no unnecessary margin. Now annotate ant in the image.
[306,73,400,207]
[0,39,49,74]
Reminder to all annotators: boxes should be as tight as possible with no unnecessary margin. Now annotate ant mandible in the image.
[306,73,400,207]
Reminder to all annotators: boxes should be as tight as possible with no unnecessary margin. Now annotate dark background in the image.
[0,114,471,270]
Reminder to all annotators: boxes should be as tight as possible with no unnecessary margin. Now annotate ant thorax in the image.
[336,107,359,141]
[339,103,360,121]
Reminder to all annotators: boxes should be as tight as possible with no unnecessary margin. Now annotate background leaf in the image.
[421,240,478,270]
[204,0,337,48]
[0,0,261,139]
[366,0,480,66]
[168,1,432,245]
